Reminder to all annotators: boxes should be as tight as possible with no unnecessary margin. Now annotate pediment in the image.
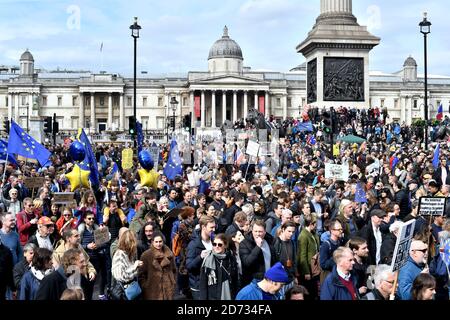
[192,75,266,85]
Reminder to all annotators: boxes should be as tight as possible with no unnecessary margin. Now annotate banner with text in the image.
[418,197,446,216]
[390,219,416,272]
[324,163,349,181]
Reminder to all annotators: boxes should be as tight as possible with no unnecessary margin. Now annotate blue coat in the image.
[397,256,424,300]
[236,280,280,300]
[320,265,359,300]
[19,270,41,300]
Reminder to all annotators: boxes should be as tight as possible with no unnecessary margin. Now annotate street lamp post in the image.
[419,12,431,149]
[170,96,178,134]
[130,17,141,148]
[26,103,29,133]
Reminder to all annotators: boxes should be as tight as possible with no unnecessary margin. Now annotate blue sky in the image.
[0,0,448,76]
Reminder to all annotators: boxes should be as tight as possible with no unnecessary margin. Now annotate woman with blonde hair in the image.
[110,230,143,300]
[77,190,99,223]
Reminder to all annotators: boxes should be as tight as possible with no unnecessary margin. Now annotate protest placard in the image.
[324,163,349,181]
[121,148,133,170]
[418,197,446,216]
[53,192,75,204]
[148,146,160,169]
[390,219,416,272]
[94,227,110,247]
[246,140,260,157]
[23,177,45,189]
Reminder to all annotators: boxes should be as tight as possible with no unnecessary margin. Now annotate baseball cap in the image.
[428,179,439,188]
[38,216,54,225]
[264,262,289,283]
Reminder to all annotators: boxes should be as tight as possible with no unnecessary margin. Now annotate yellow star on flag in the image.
[66,164,90,191]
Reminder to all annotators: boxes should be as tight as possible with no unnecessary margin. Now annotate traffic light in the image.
[128,116,136,135]
[3,119,9,134]
[322,111,332,135]
[331,108,338,134]
[43,117,52,133]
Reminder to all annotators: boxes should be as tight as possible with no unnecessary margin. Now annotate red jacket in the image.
[16,210,39,246]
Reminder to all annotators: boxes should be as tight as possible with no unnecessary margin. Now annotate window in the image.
[226,60,229,71]
[369,98,372,107]
[158,97,163,106]
[143,97,147,107]
[113,96,119,106]
[72,96,78,106]
[42,96,47,106]
[5,96,8,107]
[394,99,399,109]
[85,96,90,106]
[127,96,132,106]
[276,98,281,107]
[183,97,188,106]
[21,95,27,105]
[287,98,292,108]
[156,117,165,129]
[57,96,62,107]
[437,100,441,110]
[100,97,104,106]
[380,99,385,107]
[413,100,418,109]
[301,98,305,107]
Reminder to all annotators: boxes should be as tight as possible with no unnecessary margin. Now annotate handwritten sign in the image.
[418,197,446,216]
[94,226,110,247]
[53,192,75,204]
[121,148,133,170]
[325,163,349,181]
[24,177,45,189]
[391,219,416,272]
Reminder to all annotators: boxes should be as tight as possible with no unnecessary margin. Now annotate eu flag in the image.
[432,143,440,169]
[0,139,18,166]
[7,120,51,167]
[163,139,183,180]
[297,121,313,132]
[136,121,144,153]
[77,128,100,187]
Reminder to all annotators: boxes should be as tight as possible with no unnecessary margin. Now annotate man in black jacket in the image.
[239,219,277,287]
[357,209,387,266]
[0,239,14,300]
[393,182,410,220]
[186,216,216,300]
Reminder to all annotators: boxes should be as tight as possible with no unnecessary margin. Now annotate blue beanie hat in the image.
[264,262,289,283]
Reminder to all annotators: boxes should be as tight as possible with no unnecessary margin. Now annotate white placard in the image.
[147,146,160,170]
[246,140,260,157]
[390,219,416,272]
[324,163,349,181]
[418,197,446,216]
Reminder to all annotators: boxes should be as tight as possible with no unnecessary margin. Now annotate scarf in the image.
[31,266,52,281]
[201,251,231,300]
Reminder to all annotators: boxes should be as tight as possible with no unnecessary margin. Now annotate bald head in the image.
[410,240,428,265]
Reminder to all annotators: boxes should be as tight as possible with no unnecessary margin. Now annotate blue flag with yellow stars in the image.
[76,128,100,187]
[163,139,183,180]
[7,120,51,167]
[0,139,18,166]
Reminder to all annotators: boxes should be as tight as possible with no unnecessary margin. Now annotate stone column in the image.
[321,0,352,14]
[28,94,33,118]
[265,91,269,117]
[90,93,95,132]
[119,94,124,130]
[211,90,216,127]
[8,93,12,121]
[400,97,405,123]
[283,95,288,120]
[254,92,258,111]
[108,93,113,129]
[79,93,84,128]
[201,90,206,127]
[233,91,237,123]
[243,91,248,120]
[222,90,227,123]
[15,94,19,121]
[190,91,194,128]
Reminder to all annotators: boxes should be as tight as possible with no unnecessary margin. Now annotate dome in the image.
[403,56,417,67]
[20,49,34,61]
[208,26,243,60]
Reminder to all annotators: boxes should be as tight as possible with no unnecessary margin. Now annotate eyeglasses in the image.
[413,249,428,253]
[213,242,224,248]
[27,204,34,207]
[44,224,54,228]
[86,217,94,221]
[63,214,71,217]
[384,279,395,285]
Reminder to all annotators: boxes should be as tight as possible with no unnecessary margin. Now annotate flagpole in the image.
[2,152,8,184]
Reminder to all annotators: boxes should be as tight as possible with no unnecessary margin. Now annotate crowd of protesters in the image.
[0,106,449,301]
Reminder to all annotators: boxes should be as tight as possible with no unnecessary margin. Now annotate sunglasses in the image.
[45,224,54,228]
[413,249,428,253]
[212,242,224,248]
[86,217,95,221]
